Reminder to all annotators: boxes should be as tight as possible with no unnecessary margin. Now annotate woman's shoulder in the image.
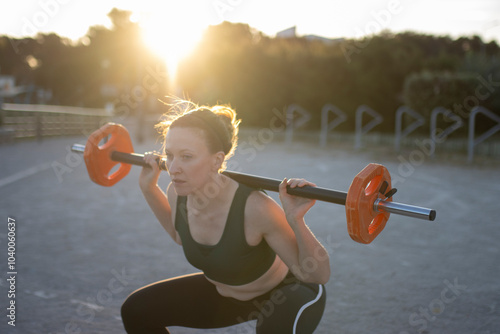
[245,188,285,225]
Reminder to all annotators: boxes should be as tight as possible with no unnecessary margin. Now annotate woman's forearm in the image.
[288,218,331,284]
[141,185,177,240]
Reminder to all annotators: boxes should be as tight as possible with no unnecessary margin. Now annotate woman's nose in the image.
[167,158,181,175]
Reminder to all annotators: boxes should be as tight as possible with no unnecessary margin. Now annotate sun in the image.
[135,4,206,91]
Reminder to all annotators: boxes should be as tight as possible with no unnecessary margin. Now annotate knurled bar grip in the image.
[71,144,436,221]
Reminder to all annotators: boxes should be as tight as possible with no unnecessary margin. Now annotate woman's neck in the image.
[187,173,236,214]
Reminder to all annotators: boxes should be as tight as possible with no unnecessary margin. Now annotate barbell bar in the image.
[72,143,434,222]
[72,123,436,244]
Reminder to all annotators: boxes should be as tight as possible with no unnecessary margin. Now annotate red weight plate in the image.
[345,163,392,244]
[83,123,134,187]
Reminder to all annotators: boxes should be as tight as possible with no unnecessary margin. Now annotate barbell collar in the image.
[72,144,85,153]
[374,198,436,221]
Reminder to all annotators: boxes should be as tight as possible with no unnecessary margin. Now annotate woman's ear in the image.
[212,151,225,172]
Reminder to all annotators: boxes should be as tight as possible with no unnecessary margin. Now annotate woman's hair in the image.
[156,99,240,171]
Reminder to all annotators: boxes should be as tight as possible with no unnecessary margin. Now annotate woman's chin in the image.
[172,183,190,196]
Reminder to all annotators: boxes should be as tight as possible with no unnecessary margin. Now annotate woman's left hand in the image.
[279,178,317,224]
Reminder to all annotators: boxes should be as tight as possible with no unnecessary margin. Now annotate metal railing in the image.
[0,103,110,141]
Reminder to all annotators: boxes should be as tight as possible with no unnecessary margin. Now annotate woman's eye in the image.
[164,153,191,160]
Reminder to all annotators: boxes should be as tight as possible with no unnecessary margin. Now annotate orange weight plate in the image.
[345,163,392,244]
[83,123,134,187]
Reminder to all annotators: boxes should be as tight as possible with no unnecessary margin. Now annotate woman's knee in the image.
[256,283,326,333]
[121,291,144,328]
[295,284,326,332]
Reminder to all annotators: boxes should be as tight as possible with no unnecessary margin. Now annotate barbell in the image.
[72,123,436,244]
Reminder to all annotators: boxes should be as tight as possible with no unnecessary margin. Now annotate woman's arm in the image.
[139,153,180,244]
[250,180,331,284]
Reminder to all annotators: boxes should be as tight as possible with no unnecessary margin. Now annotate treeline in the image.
[178,22,500,133]
[1,8,499,133]
[0,9,166,109]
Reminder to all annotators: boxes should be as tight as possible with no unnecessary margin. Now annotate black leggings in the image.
[121,272,326,334]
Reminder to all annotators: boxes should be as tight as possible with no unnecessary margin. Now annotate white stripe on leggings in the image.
[292,284,324,334]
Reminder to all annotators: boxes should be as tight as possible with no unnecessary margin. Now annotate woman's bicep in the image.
[248,193,299,269]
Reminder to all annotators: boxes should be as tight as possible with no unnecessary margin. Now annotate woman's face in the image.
[164,127,221,196]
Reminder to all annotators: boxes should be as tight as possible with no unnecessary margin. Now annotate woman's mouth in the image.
[172,179,186,185]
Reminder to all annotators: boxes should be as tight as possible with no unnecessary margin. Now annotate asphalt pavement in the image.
[0,126,499,334]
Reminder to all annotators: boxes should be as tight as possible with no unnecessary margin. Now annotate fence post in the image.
[320,103,347,147]
[468,106,500,162]
[394,106,425,152]
[430,107,463,158]
[355,105,383,150]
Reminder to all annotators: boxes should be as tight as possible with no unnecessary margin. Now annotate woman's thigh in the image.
[121,272,326,334]
[256,281,326,334]
[121,272,256,332]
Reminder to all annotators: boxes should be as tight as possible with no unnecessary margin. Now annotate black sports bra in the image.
[175,183,276,286]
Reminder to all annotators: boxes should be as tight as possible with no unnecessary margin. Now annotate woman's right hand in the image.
[139,151,162,192]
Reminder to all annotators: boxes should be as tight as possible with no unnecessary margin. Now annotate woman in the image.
[121,101,331,333]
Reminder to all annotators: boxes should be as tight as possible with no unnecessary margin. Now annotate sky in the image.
[1,0,500,66]
[2,0,500,40]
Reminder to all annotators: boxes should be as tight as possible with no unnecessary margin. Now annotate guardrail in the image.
[0,103,110,141]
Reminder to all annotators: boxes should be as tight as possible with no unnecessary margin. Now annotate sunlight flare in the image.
[137,3,206,89]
